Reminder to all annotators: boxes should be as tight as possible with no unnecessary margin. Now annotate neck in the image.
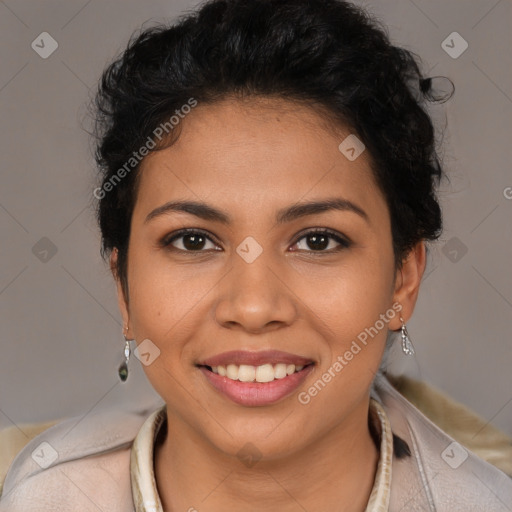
[154,397,379,512]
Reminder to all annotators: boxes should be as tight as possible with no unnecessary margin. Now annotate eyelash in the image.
[161,228,351,254]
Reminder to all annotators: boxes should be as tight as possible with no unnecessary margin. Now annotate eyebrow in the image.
[144,197,369,225]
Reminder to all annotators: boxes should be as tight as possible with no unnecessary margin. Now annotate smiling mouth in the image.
[199,362,315,383]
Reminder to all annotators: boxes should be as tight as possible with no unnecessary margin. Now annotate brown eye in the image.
[163,230,219,252]
[180,233,207,250]
[303,233,330,251]
[292,230,350,252]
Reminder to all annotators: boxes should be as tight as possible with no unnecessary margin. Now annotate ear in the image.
[389,240,426,330]
[110,248,131,337]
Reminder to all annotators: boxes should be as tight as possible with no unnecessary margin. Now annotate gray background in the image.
[0,0,511,437]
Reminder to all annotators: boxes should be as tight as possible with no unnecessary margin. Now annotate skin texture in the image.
[111,97,426,511]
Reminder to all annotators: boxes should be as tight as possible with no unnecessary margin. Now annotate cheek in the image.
[295,251,394,340]
[124,254,200,400]
[125,248,221,394]
[296,253,395,402]
[298,262,394,420]
[127,247,205,333]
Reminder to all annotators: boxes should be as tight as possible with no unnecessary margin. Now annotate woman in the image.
[1,0,511,510]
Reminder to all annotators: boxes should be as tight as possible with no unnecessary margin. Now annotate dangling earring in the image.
[118,326,132,382]
[399,316,415,355]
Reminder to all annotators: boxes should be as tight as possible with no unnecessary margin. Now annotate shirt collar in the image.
[130,398,393,512]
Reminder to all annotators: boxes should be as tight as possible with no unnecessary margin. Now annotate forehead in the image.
[133,97,386,221]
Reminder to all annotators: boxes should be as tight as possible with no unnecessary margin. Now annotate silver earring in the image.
[118,327,132,382]
[399,316,414,355]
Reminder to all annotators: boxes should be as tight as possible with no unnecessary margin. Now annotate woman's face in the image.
[115,97,422,459]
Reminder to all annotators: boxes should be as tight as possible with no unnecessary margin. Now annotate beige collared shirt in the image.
[131,398,393,512]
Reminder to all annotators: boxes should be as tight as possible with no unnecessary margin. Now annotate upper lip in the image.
[198,350,314,367]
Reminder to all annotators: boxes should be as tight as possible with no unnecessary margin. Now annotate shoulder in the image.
[373,372,512,512]
[0,405,158,512]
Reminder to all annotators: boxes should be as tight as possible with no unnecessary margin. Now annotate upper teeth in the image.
[211,363,305,382]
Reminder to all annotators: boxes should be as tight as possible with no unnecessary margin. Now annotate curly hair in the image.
[93,0,454,301]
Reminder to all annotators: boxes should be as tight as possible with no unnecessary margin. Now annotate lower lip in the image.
[199,365,315,407]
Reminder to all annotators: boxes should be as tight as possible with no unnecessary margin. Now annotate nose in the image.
[214,250,298,334]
